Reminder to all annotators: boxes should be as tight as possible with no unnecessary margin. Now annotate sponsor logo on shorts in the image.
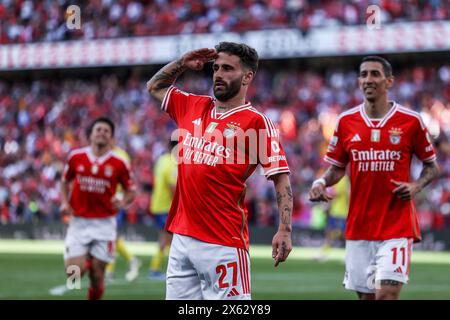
[394,266,403,274]
[227,287,240,297]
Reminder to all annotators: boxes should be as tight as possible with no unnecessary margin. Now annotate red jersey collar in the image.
[211,101,252,120]
[360,101,398,128]
[86,147,113,165]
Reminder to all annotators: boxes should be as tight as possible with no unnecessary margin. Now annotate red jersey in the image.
[163,86,290,249]
[325,102,436,242]
[62,147,135,218]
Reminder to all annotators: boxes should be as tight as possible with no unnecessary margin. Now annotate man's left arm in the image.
[391,160,440,201]
[123,188,137,207]
[112,163,137,210]
[112,187,137,211]
[271,173,293,267]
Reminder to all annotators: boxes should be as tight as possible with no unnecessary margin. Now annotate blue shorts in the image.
[327,216,346,232]
[116,208,127,231]
[153,213,168,230]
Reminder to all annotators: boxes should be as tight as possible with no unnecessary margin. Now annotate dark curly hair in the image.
[215,42,259,74]
[86,117,115,138]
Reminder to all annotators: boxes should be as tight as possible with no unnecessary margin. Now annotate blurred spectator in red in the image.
[0,61,449,230]
[1,1,449,44]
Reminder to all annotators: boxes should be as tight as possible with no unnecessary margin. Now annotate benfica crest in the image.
[104,165,113,177]
[223,122,240,138]
[388,127,403,145]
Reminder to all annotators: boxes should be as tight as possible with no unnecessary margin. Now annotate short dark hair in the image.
[360,56,393,77]
[86,117,115,137]
[215,42,259,74]
[169,139,178,149]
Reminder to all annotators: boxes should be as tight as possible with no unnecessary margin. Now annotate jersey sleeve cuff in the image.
[161,86,176,112]
[264,166,290,178]
[422,154,437,163]
[324,155,346,168]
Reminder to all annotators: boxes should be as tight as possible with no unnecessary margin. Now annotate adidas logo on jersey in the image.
[192,118,202,126]
[350,134,361,142]
[394,266,403,274]
[226,288,240,297]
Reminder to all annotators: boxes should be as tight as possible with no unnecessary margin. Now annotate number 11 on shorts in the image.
[391,247,406,265]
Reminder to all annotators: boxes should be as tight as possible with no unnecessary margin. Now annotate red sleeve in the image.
[256,114,290,179]
[324,119,349,168]
[62,154,76,182]
[118,161,135,191]
[412,117,437,163]
[161,85,191,124]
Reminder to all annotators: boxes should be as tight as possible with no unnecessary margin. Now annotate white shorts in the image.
[64,216,117,263]
[166,234,251,300]
[343,238,413,293]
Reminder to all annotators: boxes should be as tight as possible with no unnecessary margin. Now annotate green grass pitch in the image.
[0,240,449,299]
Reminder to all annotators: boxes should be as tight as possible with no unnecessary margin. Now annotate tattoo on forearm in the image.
[417,162,439,189]
[276,191,282,207]
[281,208,291,226]
[151,59,186,90]
[286,186,293,201]
[380,280,401,287]
[276,185,293,230]
[322,165,345,186]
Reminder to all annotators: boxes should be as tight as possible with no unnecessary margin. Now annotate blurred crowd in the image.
[1,0,450,44]
[1,60,449,231]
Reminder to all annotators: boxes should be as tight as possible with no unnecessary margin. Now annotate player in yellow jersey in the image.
[105,146,142,282]
[316,175,349,262]
[148,141,178,280]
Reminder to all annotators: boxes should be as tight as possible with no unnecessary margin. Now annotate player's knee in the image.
[89,270,105,286]
[376,280,402,300]
[357,292,375,300]
[89,263,107,283]
[376,290,400,300]
[376,293,397,300]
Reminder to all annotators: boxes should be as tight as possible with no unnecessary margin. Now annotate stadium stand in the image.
[1,61,449,230]
[1,0,449,43]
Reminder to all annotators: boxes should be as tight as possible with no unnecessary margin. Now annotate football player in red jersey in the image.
[309,56,440,300]
[60,117,136,300]
[147,42,293,300]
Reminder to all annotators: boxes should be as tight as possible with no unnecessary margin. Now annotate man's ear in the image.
[386,76,394,89]
[242,70,254,86]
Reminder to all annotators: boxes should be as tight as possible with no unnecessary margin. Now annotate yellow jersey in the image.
[329,176,349,218]
[113,146,131,196]
[151,153,177,214]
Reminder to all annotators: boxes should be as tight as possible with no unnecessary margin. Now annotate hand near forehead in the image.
[181,48,218,70]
